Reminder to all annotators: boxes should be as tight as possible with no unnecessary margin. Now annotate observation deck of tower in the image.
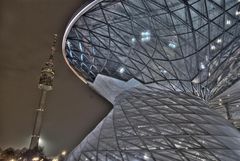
[62,0,240,160]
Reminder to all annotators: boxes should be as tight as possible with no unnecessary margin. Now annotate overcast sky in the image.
[0,0,112,156]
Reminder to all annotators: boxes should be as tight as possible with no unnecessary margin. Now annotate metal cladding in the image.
[66,87,240,161]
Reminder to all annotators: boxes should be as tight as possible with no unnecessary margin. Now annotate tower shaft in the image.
[29,90,48,149]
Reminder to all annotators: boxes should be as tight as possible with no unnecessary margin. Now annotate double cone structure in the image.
[62,0,240,160]
[66,86,240,161]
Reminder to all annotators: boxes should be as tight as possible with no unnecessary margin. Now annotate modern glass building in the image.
[62,0,240,160]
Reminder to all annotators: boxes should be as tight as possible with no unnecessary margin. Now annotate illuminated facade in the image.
[62,0,240,160]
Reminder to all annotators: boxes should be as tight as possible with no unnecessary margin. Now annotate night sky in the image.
[0,0,112,156]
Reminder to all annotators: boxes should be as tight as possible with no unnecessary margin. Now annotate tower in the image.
[29,34,58,149]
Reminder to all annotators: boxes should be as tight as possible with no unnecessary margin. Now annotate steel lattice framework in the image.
[66,87,240,161]
[62,0,240,161]
[209,82,240,129]
[64,0,240,99]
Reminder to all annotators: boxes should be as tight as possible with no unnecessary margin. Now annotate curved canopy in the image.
[63,0,240,99]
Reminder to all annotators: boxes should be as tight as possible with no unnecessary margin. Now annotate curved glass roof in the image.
[64,0,240,99]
